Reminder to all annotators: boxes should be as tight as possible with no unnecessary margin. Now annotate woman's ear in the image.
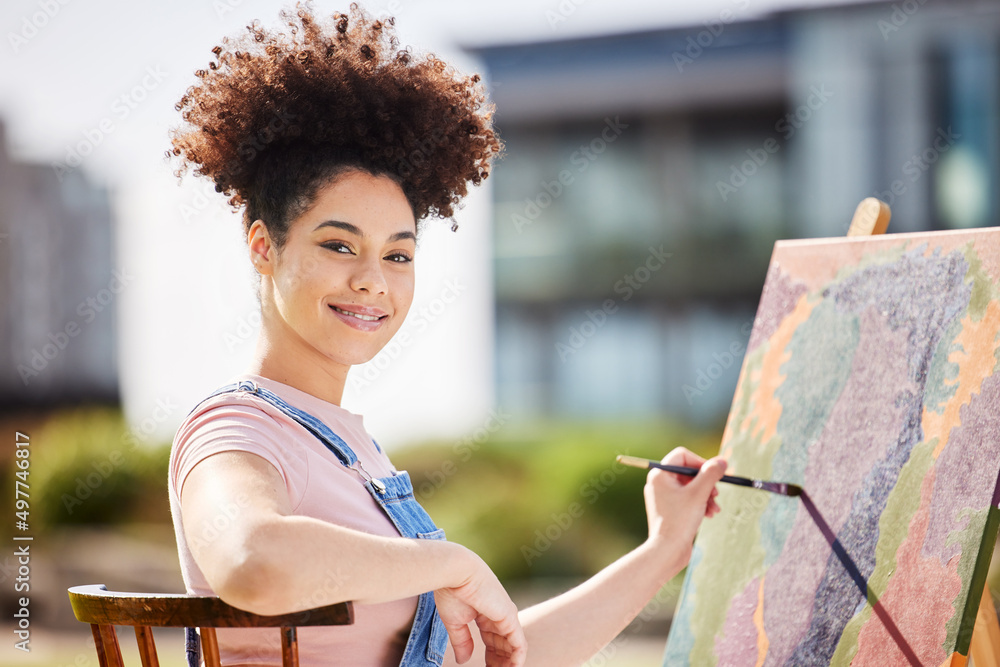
[248,220,275,275]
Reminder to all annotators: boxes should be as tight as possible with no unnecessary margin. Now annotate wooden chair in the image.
[68,584,354,667]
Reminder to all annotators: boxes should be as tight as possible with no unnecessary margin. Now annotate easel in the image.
[846,197,1000,667]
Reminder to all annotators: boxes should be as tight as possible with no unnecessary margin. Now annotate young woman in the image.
[166,4,727,666]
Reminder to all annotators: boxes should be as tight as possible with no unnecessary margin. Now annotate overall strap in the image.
[186,379,359,467]
[364,472,449,667]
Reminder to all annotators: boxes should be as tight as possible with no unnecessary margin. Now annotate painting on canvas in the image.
[663,227,1000,666]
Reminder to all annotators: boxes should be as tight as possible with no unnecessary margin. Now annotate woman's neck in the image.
[246,328,349,407]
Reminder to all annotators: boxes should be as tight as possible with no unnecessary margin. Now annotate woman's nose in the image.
[350,254,388,294]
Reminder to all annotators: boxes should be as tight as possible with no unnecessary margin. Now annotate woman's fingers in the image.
[434,589,480,663]
[661,446,706,470]
[478,616,527,667]
[434,554,526,666]
[479,612,527,665]
[691,456,727,495]
[644,448,728,543]
[444,618,475,664]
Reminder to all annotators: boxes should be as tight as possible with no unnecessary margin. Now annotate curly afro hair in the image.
[166,1,502,249]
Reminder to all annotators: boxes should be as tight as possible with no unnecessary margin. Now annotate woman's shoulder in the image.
[214,373,386,461]
[169,376,307,493]
[177,377,289,433]
[170,372,390,484]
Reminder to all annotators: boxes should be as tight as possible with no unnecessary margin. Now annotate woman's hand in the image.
[500,449,727,667]
[434,548,526,666]
[643,447,727,559]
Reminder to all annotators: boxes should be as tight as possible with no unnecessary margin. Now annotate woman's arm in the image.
[442,448,725,667]
[517,448,725,666]
[179,450,525,665]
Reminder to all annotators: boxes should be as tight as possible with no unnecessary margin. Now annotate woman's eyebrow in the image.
[314,220,361,234]
[313,219,415,243]
[388,230,417,243]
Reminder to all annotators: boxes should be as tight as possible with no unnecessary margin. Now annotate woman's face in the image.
[249,170,417,370]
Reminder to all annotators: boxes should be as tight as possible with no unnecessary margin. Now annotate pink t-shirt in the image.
[168,373,418,666]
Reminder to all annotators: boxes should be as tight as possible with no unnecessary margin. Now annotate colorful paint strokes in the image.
[663,228,1000,666]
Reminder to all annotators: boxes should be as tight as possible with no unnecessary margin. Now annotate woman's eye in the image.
[322,241,353,254]
[386,252,413,263]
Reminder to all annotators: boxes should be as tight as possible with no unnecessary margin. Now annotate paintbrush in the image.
[616,455,803,497]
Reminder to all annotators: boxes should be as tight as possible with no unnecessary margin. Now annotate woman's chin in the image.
[338,348,387,369]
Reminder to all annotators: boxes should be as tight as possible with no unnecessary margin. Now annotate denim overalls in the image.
[182,379,449,667]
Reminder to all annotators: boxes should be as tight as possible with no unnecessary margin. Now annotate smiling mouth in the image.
[330,305,386,322]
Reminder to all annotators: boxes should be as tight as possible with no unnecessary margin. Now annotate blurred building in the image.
[474,0,999,427]
[0,120,118,410]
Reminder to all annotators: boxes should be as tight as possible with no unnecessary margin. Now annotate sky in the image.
[0,0,868,446]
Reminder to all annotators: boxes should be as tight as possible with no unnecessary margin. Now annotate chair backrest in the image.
[68,584,354,667]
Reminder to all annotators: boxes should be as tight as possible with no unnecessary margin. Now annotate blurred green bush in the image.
[5,405,724,586]
[392,418,723,582]
[4,406,172,531]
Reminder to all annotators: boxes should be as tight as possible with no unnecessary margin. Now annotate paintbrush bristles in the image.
[617,455,653,469]
[756,481,804,497]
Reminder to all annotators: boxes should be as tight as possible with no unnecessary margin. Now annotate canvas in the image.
[663,227,1000,666]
